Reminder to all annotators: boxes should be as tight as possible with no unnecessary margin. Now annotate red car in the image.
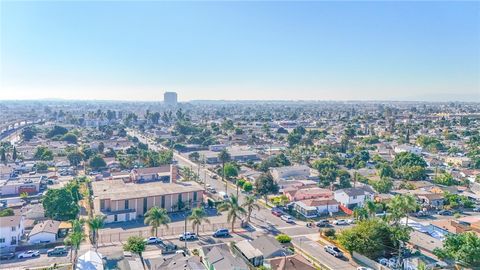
[271,209,283,217]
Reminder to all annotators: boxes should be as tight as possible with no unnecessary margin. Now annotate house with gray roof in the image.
[334,186,375,209]
[200,243,248,270]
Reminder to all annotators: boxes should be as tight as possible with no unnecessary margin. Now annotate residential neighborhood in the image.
[0,98,479,270]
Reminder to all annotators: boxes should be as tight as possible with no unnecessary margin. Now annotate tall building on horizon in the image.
[164,91,178,106]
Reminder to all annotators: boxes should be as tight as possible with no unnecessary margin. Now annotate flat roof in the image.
[92,180,204,201]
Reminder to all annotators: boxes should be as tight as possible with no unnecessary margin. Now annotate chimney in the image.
[170,164,178,183]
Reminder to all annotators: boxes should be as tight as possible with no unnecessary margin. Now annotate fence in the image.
[98,221,241,244]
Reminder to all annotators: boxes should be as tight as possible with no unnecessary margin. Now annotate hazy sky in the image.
[1,1,479,101]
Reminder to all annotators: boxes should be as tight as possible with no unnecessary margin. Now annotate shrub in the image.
[243,182,253,192]
[276,234,292,243]
[323,228,336,238]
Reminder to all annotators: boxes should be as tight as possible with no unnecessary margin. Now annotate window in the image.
[100,200,105,210]
[178,194,182,204]
[125,200,129,210]
[193,192,198,202]
[161,196,165,208]
[11,226,16,232]
[0,238,5,243]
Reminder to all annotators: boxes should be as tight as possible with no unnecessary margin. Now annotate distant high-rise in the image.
[164,91,178,106]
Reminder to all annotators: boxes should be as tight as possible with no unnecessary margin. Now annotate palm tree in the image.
[188,207,210,236]
[144,206,170,237]
[218,149,231,194]
[87,215,106,249]
[65,219,85,265]
[242,195,260,223]
[388,194,418,225]
[218,195,246,232]
[364,200,378,217]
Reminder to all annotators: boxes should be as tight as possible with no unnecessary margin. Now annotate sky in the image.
[1,1,479,102]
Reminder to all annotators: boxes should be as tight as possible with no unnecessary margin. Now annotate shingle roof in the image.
[0,215,22,228]
[30,220,60,236]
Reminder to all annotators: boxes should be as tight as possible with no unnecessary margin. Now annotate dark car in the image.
[47,246,67,256]
[438,210,452,216]
[0,251,15,260]
[213,228,230,237]
[271,208,283,217]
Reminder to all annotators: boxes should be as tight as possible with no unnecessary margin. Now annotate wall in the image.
[352,252,389,270]
[29,232,56,244]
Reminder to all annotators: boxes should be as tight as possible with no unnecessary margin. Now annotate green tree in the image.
[338,219,397,259]
[43,188,79,220]
[35,162,49,172]
[218,149,231,193]
[312,158,338,187]
[144,206,170,237]
[433,172,457,186]
[0,208,14,217]
[243,182,253,192]
[254,172,279,203]
[275,234,292,243]
[123,236,146,269]
[337,170,352,188]
[0,148,6,164]
[62,133,78,144]
[434,232,480,267]
[188,152,200,162]
[21,126,37,141]
[35,146,54,161]
[218,195,246,232]
[242,195,260,223]
[388,194,418,226]
[372,177,393,193]
[47,125,68,138]
[89,155,106,170]
[64,219,84,265]
[87,215,106,249]
[67,151,84,167]
[188,207,210,236]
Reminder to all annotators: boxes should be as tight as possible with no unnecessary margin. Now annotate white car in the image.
[280,215,295,223]
[333,219,349,225]
[179,232,197,241]
[18,250,40,259]
[357,267,374,270]
[144,237,162,244]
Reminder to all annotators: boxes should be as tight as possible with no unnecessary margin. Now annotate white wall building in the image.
[270,165,310,181]
[28,220,60,244]
[334,187,375,209]
[0,215,24,248]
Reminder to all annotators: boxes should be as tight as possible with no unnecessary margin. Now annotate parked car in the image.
[159,242,178,254]
[438,210,453,216]
[145,237,162,244]
[472,207,480,212]
[280,214,295,223]
[412,210,428,217]
[271,208,283,217]
[218,191,229,200]
[18,250,40,259]
[316,219,330,227]
[324,245,343,257]
[213,228,230,237]
[0,251,15,260]
[207,187,217,193]
[378,258,389,266]
[47,246,67,256]
[357,268,373,270]
[179,232,197,241]
[333,219,349,225]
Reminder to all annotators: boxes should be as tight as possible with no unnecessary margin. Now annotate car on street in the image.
[218,191,229,200]
[47,246,68,256]
[145,237,162,244]
[333,219,349,225]
[472,207,480,212]
[271,208,283,217]
[438,210,453,216]
[412,210,428,217]
[0,251,15,260]
[324,245,343,257]
[213,228,230,237]
[280,214,295,223]
[207,187,217,193]
[18,250,40,259]
[316,219,331,227]
[357,268,373,270]
[179,232,197,241]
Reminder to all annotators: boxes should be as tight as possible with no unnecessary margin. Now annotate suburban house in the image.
[249,235,292,260]
[334,186,375,209]
[294,199,339,218]
[146,253,204,270]
[270,165,310,181]
[268,254,316,270]
[416,193,445,209]
[235,240,264,267]
[444,156,471,168]
[92,180,204,223]
[283,187,332,202]
[0,215,24,247]
[28,219,60,244]
[200,243,249,270]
